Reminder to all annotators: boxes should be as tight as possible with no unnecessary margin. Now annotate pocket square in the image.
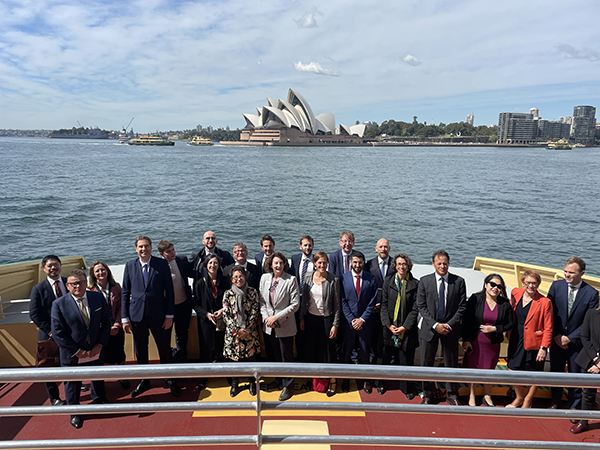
[94,307,102,312]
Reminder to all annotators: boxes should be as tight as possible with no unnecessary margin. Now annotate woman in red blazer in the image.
[506,269,553,408]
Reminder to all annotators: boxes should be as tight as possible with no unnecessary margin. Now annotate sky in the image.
[1,0,599,133]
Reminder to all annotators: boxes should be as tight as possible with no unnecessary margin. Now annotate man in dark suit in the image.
[365,238,395,391]
[51,269,111,429]
[29,254,68,405]
[190,230,234,283]
[158,240,194,362]
[289,235,314,361]
[329,231,355,279]
[416,250,466,405]
[121,235,180,398]
[223,242,261,291]
[548,256,599,409]
[254,234,275,274]
[340,251,378,393]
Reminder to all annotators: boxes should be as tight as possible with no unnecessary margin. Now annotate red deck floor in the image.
[1,377,598,449]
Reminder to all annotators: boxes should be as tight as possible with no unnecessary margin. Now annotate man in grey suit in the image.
[416,250,466,405]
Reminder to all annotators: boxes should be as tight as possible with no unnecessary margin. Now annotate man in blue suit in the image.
[29,254,68,405]
[548,256,599,409]
[254,234,275,274]
[289,235,314,361]
[51,269,111,429]
[122,235,180,398]
[329,231,355,279]
[340,251,378,393]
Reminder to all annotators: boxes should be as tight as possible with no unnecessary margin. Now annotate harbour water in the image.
[1,137,599,275]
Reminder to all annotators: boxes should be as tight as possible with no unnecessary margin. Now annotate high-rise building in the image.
[537,120,571,139]
[572,105,596,145]
[497,112,537,144]
[529,108,539,120]
[465,113,474,125]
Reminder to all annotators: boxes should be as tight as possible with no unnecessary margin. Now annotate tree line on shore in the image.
[363,117,497,140]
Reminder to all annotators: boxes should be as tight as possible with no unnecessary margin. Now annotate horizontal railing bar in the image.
[0,299,30,305]
[0,311,29,316]
[0,435,257,449]
[2,399,600,421]
[1,363,599,389]
[0,435,595,450]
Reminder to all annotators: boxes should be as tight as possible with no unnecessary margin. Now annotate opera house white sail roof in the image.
[243,88,365,138]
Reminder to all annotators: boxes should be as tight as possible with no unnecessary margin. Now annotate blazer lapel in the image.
[525,298,541,325]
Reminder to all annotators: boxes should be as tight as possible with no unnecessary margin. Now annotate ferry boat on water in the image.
[128,136,175,146]
[188,136,213,146]
[2,257,599,448]
[546,139,572,150]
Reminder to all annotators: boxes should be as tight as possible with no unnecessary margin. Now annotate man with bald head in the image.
[365,238,395,393]
[190,230,234,283]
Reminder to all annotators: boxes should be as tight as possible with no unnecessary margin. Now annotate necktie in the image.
[143,264,149,286]
[355,275,361,298]
[301,259,309,285]
[344,254,349,273]
[380,261,386,279]
[76,298,89,326]
[55,280,63,298]
[437,277,446,321]
[568,286,576,315]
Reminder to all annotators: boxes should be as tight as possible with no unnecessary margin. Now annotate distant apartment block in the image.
[465,113,474,125]
[572,105,596,145]
[497,112,537,144]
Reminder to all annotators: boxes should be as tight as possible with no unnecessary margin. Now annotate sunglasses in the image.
[489,281,503,289]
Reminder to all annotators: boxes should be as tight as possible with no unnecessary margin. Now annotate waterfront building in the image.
[571,105,596,145]
[234,88,366,146]
[529,108,539,120]
[537,120,571,140]
[465,113,474,125]
[497,112,537,144]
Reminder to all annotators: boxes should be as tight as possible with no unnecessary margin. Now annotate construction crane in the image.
[122,117,134,133]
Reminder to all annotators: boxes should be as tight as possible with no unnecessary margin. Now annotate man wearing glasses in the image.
[329,231,356,279]
[190,230,234,283]
[51,269,111,429]
[223,242,261,290]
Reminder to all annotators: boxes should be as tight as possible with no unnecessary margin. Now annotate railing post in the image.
[255,370,261,450]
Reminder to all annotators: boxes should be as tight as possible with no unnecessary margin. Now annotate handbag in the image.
[312,377,330,393]
[36,339,60,367]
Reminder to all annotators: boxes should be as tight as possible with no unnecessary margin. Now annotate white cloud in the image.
[294,61,339,77]
[555,44,600,62]
[295,12,319,28]
[402,54,422,66]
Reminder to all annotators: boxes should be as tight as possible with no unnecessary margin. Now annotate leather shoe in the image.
[341,379,350,393]
[377,386,386,395]
[548,403,559,409]
[130,380,151,398]
[80,384,90,392]
[279,387,294,401]
[446,398,461,406]
[51,398,65,406]
[406,392,416,400]
[363,381,372,394]
[119,380,130,389]
[168,381,181,397]
[70,415,83,429]
[230,382,239,398]
[570,422,588,434]
[421,397,432,405]
[249,381,257,396]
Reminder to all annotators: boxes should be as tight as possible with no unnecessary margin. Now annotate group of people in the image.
[28,230,599,434]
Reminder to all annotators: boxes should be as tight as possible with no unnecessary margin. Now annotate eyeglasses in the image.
[523,281,539,287]
[233,250,247,254]
[489,282,503,289]
[205,237,217,240]
[67,281,84,287]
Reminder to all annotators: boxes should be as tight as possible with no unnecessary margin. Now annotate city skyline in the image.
[1,0,599,133]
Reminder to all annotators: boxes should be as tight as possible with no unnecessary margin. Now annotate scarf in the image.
[393,273,409,325]
[230,282,248,328]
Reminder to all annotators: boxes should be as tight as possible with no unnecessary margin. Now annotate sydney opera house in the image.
[225,88,368,146]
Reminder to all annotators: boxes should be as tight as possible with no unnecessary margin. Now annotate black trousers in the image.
[376,343,417,395]
[304,313,336,364]
[420,333,459,399]
[63,356,106,405]
[550,342,582,408]
[264,332,294,388]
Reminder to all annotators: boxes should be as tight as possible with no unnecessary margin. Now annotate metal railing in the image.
[2,363,600,449]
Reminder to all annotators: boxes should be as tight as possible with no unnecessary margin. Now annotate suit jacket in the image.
[174,255,193,302]
[340,270,378,330]
[254,252,268,273]
[193,273,228,351]
[416,272,467,342]
[328,249,352,279]
[548,279,599,345]
[380,273,419,349]
[365,256,395,305]
[224,261,261,291]
[259,272,299,338]
[462,292,513,345]
[89,283,122,329]
[190,247,235,280]
[121,256,175,324]
[509,288,553,351]
[300,271,341,326]
[51,291,111,365]
[289,253,308,286]
[30,277,68,340]
[575,308,600,370]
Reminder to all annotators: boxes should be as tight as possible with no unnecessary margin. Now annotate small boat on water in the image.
[546,139,572,150]
[188,136,213,146]
[128,136,175,146]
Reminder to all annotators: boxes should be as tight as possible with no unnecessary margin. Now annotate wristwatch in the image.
[540,346,548,351]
